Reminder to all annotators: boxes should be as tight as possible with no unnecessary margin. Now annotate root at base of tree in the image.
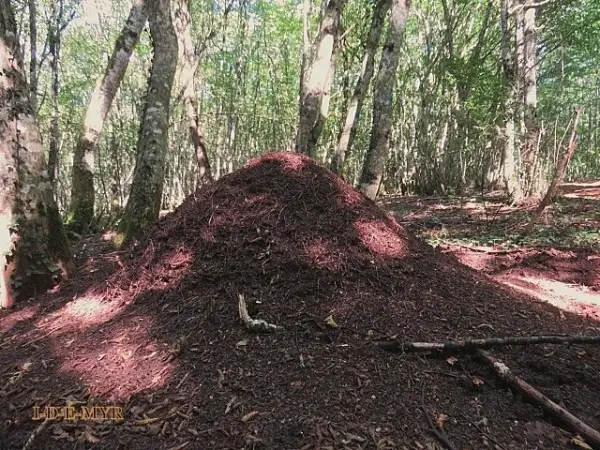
[238,293,281,332]
[477,349,600,449]
[378,334,600,353]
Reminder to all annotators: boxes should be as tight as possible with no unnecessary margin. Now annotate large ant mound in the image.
[132,151,585,339]
[108,151,600,448]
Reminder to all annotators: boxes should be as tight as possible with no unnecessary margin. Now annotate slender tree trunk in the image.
[0,0,72,308]
[116,0,178,246]
[298,0,312,121]
[173,0,213,185]
[296,0,346,157]
[28,0,37,113]
[521,0,539,195]
[331,0,391,175]
[47,0,63,184]
[500,0,522,200]
[358,0,410,200]
[70,0,147,233]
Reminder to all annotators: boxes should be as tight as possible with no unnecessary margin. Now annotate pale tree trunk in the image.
[116,0,178,246]
[47,0,63,184]
[521,0,539,196]
[28,0,37,113]
[500,0,522,200]
[173,0,213,185]
[296,0,346,157]
[70,0,147,233]
[331,0,391,175]
[0,0,72,309]
[358,0,410,200]
[298,0,312,119]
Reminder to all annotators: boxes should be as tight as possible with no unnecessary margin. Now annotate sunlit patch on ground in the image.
[53,315,175,401]
[561,181,600,199]
[354,219,406,258]
[0,304,39,333]
[497,274,600,321]
[303,239,345,270]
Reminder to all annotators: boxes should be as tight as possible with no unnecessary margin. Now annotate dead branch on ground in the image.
[378,334,600,353]
[477,349,600,448]
[238,294,281,332]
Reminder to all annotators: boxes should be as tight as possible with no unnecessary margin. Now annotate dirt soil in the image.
[1,152,600,450]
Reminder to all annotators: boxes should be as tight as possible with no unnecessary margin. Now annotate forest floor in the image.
[1,154,599,450]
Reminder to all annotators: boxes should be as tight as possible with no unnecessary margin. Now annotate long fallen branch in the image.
[477,349,600,448]
[378,334,600,353]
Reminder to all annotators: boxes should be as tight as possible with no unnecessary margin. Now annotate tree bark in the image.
[500,0,523,201]
[521,0,540,195]
[173,0,213,186]
[331,0,391,175]
[69,0,147,233]
[0,0,72,308]
[28,0,37,113]
[358,0,410,200]
[116,0,178,246]
[295,0,346,157]
[47,0,63,184]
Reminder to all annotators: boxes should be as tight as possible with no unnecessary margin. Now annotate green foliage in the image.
[16,0,600,225]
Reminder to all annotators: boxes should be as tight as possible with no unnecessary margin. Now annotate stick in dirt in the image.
[378,334,600,353]
[420,380,458,450]
[477,349,600,449]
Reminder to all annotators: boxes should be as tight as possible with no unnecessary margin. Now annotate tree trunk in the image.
[521,0,539,196]
[0,0,72,308]
[47,0,63,184]
[70,0,147,233]
[28,0,37,113]
[298,0,312,122]
[116,0,178,246]
[173,0,213,186]
[295,0,346,157]
[331,0,391,175]
[500,0,522,200]
[358,0,410,200]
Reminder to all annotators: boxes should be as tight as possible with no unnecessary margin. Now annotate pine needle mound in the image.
[126,151,596,338]
[108,151,600,448]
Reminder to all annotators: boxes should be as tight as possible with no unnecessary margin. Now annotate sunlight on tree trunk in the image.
[0,0,72,308]
[116,0,178,246]
[331,0,391,175]
[296,0,346,157]
[70,0,147,233]
[358,0,410,200]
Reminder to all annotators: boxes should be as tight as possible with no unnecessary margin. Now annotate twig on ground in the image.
[22,418,48,450]
[379,334,600,353]
[238,294,281,333]
[461,413,507,450]
[476,349,600,448]
[420,380,458,450]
